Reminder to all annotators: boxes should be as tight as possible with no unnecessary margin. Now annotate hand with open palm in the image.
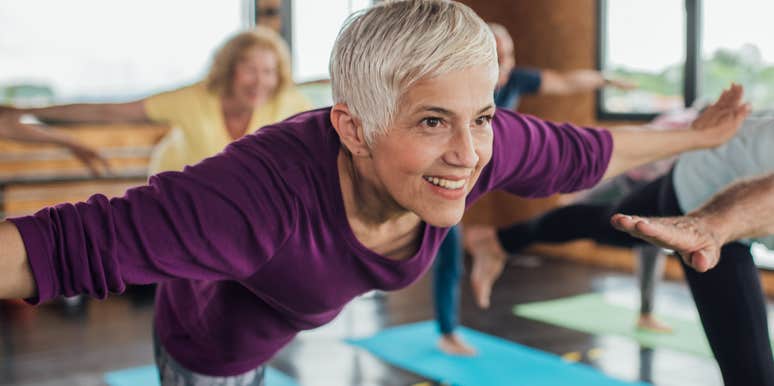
[611,214,721,272]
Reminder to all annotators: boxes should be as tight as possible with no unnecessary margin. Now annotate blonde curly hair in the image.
[205,26,292,98]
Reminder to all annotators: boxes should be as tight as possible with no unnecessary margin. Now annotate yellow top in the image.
[144,82,311,174]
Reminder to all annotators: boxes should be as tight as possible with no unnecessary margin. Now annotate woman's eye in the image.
[423,117,442,128]
[475,115,493,126]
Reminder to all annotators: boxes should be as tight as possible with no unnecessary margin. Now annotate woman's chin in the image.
[420,209,464,228]
[238,93,269,107]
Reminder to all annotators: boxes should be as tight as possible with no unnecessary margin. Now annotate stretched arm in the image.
[602,84,750,180]
[0,141,296,303]
[0,222,34,299]
[0,114,110,175]
[6,100,150,124]
[611,172,774,272]
[539,69,636,95]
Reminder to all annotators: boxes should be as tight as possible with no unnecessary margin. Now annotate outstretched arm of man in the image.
[611,172,774,272]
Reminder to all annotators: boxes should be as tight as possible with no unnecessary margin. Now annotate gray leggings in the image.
[153,333,265,386]
[635,245,666,315]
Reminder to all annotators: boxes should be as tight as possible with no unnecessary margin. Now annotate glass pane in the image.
[291,0,372,82]
[0,0,247,106]
[602,0,685,114]
[702,1,774,111]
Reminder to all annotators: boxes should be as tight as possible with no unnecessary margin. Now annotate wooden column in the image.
[459,0,638,267]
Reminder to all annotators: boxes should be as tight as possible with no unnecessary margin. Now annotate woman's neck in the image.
[337,149,423,259]
[337,149,408,224]
[219,95,259,140]
[220,95,255,117]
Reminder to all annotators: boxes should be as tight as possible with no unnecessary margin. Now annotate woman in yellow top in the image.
[1,26,311,174]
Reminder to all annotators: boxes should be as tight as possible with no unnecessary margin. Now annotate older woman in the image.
[0,1,748,385]
[1,26,310,175]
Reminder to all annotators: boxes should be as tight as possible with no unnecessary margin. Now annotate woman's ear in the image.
[330,103,372,158]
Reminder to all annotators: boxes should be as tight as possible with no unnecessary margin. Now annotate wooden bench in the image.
[0,123,168,218]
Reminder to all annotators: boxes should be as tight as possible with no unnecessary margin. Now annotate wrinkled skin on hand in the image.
[611,214,722,272]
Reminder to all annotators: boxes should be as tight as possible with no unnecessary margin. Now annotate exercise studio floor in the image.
[0,256,740,386]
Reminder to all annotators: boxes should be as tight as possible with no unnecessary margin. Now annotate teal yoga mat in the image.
[104,365,299,386]
[347,321,649,386]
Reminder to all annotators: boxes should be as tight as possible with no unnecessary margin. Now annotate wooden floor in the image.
[0,256,734,386]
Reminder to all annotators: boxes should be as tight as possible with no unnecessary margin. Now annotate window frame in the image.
[284,0,375,83]
[596,0,702,121]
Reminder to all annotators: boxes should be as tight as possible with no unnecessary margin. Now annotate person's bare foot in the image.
[471,252,507,309]
[463,225,508,309]
[438,333,477,356]
[637,313,673,333]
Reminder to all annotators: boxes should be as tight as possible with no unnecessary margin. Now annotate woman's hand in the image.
[62,139,112,177]
[690,83,751,148]
[0,110,111,177]
[0,105,22,116]
[605,77,637,91]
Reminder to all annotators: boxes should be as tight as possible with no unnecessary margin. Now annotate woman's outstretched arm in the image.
[0,221,35,299]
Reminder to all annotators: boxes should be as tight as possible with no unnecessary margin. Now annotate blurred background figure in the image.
[255,0,283,33]
[0,26,310,175]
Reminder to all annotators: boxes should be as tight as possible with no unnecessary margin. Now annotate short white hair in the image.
[330,0,498,144]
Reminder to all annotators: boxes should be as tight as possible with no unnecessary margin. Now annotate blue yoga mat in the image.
[104,365,299,386]
[347,321,649,386]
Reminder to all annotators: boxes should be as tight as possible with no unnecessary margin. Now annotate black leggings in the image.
[497,172,675,251]
[499,171,774,386]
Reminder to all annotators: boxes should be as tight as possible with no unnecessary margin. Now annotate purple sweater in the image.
[9,108,612,376]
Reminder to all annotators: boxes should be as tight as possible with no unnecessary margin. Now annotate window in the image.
[598,0,774,119]
[0,0,251,106]
[599,0,686,117]
[290,0,372,82]
[701,1,774,110]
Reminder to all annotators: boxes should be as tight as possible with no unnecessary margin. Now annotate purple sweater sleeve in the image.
[478,109,613,198]
[8,140,298,304]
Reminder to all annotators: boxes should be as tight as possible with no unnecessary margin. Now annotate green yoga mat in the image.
[514,293,718,357]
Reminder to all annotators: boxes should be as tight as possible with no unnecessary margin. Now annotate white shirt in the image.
[673,114,774,248]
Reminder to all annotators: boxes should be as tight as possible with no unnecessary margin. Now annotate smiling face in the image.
[363,63,498,227]
[230,47,279,108]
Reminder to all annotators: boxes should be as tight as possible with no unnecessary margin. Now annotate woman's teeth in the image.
[424,176,466,190]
